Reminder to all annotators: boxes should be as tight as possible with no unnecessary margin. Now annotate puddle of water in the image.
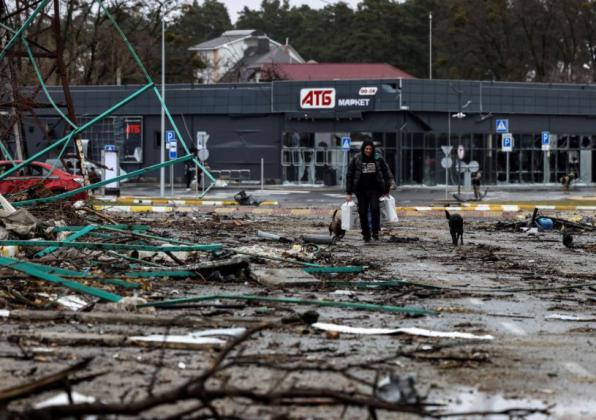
[431,387,596,419]
[435,389,547,419]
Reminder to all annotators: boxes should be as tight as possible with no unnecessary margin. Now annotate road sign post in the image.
[501,133,513,183]
[542,131,550,184]
[456,145,465,194]
[166,130,177,195]
[441,145,453,200]
[341,136,351,188]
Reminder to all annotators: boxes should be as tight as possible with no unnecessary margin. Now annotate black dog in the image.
[445,210,463,246]
[329,208,346,240]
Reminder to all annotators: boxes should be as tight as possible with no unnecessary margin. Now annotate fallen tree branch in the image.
[0,357,94,405]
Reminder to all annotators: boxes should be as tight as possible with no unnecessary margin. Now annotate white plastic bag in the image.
[341,201,358,230]
[380,195,399,224]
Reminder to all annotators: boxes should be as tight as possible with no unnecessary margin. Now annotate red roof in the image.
[261,63,414,81]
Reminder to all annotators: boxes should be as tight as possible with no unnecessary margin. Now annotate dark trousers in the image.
[185,168,194,188]
[356,190,381,238]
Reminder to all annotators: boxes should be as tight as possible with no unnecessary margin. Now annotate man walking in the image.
[346,140,393,242]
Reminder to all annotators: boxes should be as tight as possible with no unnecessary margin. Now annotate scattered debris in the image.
[376,374,421,404]
[253,268,319,287]
[234,190,261,206]
[301,234,337,245]
[388,236,420,243]
[257,230,292,243]
[0,189,592,417]
[55,295,90,311]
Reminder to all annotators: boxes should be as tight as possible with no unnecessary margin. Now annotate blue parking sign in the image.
[501,133,513,152]
[166,130,176,143]
[541,131,550,151]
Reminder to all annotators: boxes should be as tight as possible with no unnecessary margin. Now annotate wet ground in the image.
[0,207,595,418]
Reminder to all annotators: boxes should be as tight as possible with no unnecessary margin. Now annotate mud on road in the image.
[1,208,595,418]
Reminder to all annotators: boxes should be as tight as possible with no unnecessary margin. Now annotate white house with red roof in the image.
[189,30,304,84]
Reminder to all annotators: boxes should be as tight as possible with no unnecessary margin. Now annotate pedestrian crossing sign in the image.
[341,136,351,151]
[496,119,509,133]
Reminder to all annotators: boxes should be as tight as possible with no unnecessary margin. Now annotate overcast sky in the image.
[219,0,362,23]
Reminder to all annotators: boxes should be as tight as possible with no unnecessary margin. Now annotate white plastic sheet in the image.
[545,314,596,321]
[129,327,247,347]
[35,391,95,408]
[312,322,494,340]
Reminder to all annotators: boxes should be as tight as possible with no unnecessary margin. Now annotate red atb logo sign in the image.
[300,88,336,109]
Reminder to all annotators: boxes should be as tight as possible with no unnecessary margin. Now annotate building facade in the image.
[23,79,596,186]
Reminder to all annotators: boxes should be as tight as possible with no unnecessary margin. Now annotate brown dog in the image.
[329,209,346,240]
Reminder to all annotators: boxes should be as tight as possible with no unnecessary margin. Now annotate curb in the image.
[92,203,596,215]
[94,197,279,207]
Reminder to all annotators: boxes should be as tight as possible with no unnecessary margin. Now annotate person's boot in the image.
[372,233,379,241]
[363,234,371,243]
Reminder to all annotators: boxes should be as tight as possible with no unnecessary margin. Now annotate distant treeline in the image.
[3,0,596,84]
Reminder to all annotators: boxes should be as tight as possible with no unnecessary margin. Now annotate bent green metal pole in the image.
[0,83,154,181]
[96,0,215,192]
[96,0,151,83]
[22,38,77,129]
[100,225,196,246]
[0,240,222,252]
[138,294,437,316]
[53,225,151,233]
[0,134,71,180]
[35,225,96,258]
[0,256,121,302]
[0,0,52,62]
[0,140,15,162]
[13,154,192,206]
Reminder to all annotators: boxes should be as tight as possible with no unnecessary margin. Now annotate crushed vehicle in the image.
[0,161,88,201]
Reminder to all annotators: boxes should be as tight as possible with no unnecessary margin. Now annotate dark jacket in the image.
[346,151,393,195]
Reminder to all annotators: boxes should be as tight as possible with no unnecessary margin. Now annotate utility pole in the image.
[160,19,165,197]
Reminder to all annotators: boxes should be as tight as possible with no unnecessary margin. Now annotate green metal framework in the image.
[0,256,122,302]
[0,0,216,204]
[0,240,222,252]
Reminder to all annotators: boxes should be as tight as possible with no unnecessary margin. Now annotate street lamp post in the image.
[453,99,471,195]
[429,12,432,80]
[160,19,165,198]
